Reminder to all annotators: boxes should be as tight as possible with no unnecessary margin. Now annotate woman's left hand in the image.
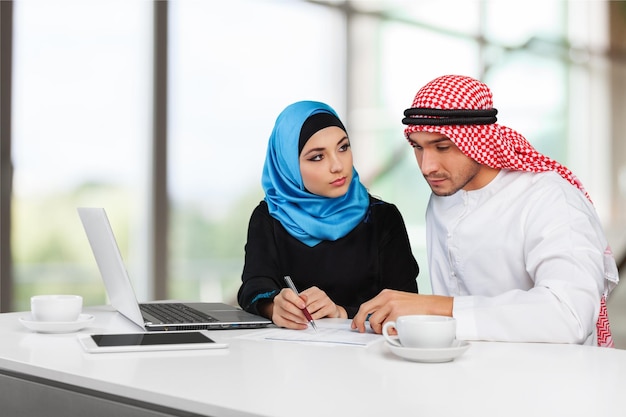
[299,286,347,319]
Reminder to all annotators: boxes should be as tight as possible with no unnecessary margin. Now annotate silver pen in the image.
[284,276,318,331]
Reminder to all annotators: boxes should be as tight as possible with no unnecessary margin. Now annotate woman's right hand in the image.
[269,287,312,330]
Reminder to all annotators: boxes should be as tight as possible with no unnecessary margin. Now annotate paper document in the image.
[237,318,381,347]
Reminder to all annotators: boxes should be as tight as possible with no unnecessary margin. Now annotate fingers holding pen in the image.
[271,288,309,330]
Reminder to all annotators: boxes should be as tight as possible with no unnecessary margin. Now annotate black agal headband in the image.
[402,108,498,126]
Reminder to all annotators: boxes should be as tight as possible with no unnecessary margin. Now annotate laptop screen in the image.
[78,207,147,329]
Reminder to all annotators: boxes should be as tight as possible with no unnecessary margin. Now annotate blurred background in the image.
[1,0,625,345]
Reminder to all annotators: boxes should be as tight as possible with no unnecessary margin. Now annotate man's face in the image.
[407,131,491,196]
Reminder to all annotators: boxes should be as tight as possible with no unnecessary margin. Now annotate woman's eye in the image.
[339,143,350,152]
[308,154,323,162]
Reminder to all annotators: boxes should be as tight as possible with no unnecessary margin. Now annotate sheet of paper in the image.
[237,318,381,347]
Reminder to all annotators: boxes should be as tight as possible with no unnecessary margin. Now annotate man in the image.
[352,75,619,346]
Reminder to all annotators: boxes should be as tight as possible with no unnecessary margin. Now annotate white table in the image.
[1,305,625,417]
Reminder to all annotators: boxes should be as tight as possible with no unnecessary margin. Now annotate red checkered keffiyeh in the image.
[403,74,616,347]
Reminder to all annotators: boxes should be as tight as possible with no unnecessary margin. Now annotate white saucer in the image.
[387,339,470,363]
[19,314,95,334]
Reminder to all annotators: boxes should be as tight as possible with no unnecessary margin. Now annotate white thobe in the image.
[427,170,619,345]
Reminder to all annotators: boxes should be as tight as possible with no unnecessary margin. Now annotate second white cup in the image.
[30,294,83,322]
[382,315,456,349]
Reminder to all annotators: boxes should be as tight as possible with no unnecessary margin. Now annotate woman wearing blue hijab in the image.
[238,101,419,330]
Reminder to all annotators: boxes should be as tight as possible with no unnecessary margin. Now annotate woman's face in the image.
[299,126,353,198]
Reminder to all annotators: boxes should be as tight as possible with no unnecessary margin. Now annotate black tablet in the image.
[78,330,228,353]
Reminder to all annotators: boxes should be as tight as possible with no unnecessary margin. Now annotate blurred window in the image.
[7,0,615,310]
[11,0,152,310]
[167,0,345,303]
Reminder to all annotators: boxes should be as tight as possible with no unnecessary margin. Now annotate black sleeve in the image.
[377,202,419,294]
[237,202,282,316]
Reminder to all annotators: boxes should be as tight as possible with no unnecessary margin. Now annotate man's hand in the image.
[351,289,453,334]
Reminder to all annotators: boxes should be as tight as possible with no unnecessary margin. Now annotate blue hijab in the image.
[262,101,369,247]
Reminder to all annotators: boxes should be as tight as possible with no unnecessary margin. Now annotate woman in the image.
[237,101,419,330]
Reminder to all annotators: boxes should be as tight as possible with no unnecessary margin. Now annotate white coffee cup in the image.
[382,315,456,349]
[30,295,83,322]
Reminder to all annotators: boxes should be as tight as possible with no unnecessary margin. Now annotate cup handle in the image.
[382,321,402,347]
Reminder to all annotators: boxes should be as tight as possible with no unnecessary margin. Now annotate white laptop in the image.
[77,207,272,331]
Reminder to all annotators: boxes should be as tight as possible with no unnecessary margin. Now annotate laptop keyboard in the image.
[140,303,219,324]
